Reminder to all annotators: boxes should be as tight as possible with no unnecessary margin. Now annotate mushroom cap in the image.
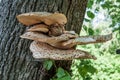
[20,32,77,49]
[63,33,112,46]
[27,24,49,33]
[17,12,67,26]
[30,41,97,60]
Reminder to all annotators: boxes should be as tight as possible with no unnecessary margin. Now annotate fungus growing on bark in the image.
[27,24,49,33]
[62,33,112,46]
[20,32,112,50]
[20,32,77,49]
[30,41,97,60]
[17,12,67,26]
[17,12,67,36]
[17,12,112,60]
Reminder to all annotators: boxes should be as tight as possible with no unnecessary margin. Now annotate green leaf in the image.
[83,25,88,32]
[84,65,97,74]
[64,71,71,77]
[78,64,97,78]
[87,0,93,8]
[88,28,94,35]
[96,0,102,3]
[84,18,91,22]
[101,1,112,9]
[116,0,120,2]
[43,60,53,70]
[78,66,87,78]
[56,67,66,78]
[87,11,95,19]
[56,76,71,80]
[95,7,100,12]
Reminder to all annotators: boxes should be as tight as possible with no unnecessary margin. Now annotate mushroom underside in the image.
[30,41,97,60]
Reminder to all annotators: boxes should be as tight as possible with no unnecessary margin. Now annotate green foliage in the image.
[87,0,94,8]
[84,18,91,22]
[83,25,94,35]
[43,60,53,70]
[101,1,113,9]
[77,61,97,78]
[72,29,120,80]
[87,11,95,19]
[117,0,120,2]
[96,0,103,3]
[72,0,120,79]
[43,60,71,80]
[88,27,94,35]
[98,0,120,31]
[56,67,66,78]
[52,67,71,80]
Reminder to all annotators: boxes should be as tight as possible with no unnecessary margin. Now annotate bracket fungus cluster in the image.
[17,12,112,60]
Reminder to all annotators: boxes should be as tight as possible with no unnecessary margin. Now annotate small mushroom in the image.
[30,41,97,60]
[27,24,49,33]
[48,25,64,36]
[17,12,67,26]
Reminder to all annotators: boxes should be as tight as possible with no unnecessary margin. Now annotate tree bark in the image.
[0,0,88,80]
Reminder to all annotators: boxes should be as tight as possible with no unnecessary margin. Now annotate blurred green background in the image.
[71,0,120,80]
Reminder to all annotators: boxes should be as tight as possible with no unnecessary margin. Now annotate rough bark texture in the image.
[0,0,88,80]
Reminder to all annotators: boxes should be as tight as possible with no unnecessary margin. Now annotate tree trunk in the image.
[0,0,88,80]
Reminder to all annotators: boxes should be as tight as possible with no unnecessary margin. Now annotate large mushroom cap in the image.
[17,12,67,26]
[20,31,78,49]
[30,41,97,60]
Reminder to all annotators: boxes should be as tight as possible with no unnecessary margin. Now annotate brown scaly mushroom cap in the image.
[20,32,112,50]
[62,33,112,46]
[17,12,67,26]
[20,32,78,49]
[27,24,49,33]
[30,41,97,60]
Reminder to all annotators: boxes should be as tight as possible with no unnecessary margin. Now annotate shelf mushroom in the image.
[30,41,97,60]
[17,12,67,36]
[20,32,112,50]
[17,12,112,60]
